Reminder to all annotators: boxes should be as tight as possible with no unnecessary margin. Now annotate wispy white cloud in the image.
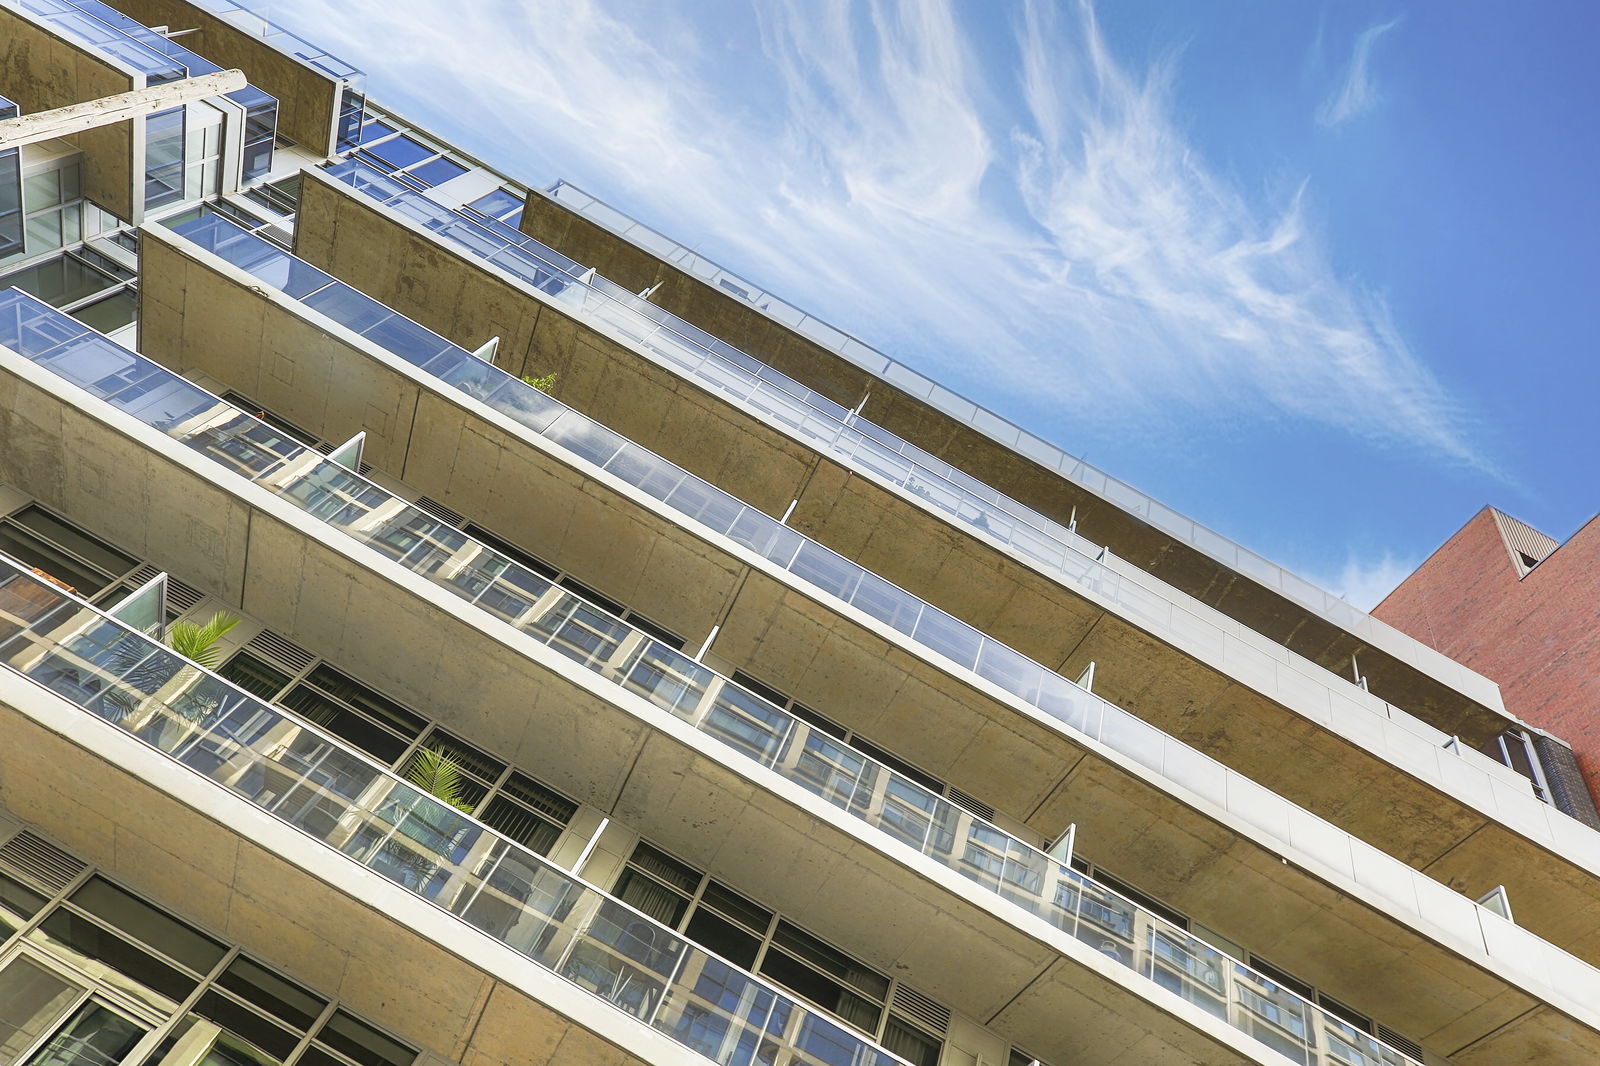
[1318,17,1401,127]
[1312,550,1419,611]
[273,0,1480,467]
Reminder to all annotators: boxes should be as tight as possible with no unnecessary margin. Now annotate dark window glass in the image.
[1095,870,1188,932]
[315,1009,416,1066]
[11,506,137,577]
[414,730,503,784]
[304,665,429,736]
[0,871,46,936]
[611,868,689,927]
[280,684,410,764]
[0,527,107,594]
[684,908,760,969]
[628,841,701,893]
[218,393,320,447]
[882,1018,941,1066]
[498,770,577,823]
[218,651,293,700]
[217,955,326,1031]
[1247,955,1316,1000]
[700,880,771,934]
[195,990,301,1058]
[477,796,561,855]
[770,921,888,1000]
[758,947,851,1016]
[71,291,139,334]
[558,577,624,619]
[68,877,227,973]
[848,737,944,795]
[626,612,685,652]
[38,910,197,1000]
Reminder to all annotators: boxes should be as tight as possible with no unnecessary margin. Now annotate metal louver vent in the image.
[245,628,316,673]
[946,786,995,822]
[0,830,86,892]
[1375,1026,1423,1061]
[359,461,374,476]
[416,496,467,526]
[166,577,203,613]
[127,564,162,586]
[122,568,201,613]
[891,985,950,1035]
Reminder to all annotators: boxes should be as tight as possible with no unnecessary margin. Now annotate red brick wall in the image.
[1375,508,1600,797]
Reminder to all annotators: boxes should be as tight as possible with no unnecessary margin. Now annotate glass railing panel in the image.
[324,161,1522,797]
[545,182,1484,712]
[7,267,1451,1066]
[0,554,917,1066]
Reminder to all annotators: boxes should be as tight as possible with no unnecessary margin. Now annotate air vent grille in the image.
[1375,1026,1423,1061]
[166,577,203,613]
[415,496,467,525]
[890,985,950,1035]
[245,628,316,673]
[0,830,85,893]
[946,786,995,822]
[127,564,162,586]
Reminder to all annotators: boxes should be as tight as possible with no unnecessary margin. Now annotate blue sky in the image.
[279,0,1598,608]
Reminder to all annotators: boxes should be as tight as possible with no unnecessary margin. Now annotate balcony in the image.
[523,179,1502,728]
[10,277,1600,1066]
[98,0,364,153]
[0,283,1467,1066]
[273,175,1600,963]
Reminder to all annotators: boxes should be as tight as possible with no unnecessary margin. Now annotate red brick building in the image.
[1375,506,1600,825]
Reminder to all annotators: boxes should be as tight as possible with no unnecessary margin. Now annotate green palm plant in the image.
[404,747,476,813]
[165,612,241,669]
[104,611,240,723]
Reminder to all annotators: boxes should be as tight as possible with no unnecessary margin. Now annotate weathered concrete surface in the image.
[0,8,136,220]
[150,219,1600,973]
[0,379,1301,1066]
[516,189,1508,748]
[55,287,1600,1062]
[0,688,680,1066]
[103,0,343,154]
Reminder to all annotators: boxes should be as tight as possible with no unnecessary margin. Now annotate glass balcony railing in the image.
[0,549,1424,1066]
[2,0,185,81]
[315,161,1538,810]
[147,217,1600,940]
[0,553,915,1066]
[185,0,364,84]
[539,179,1503,715]
[0,284,1443,1066]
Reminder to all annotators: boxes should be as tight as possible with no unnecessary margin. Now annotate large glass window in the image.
[0,840,415,1066]
[144,109,186,211]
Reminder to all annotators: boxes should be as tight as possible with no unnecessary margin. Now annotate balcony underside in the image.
[0,296,1586,1065]
[510,189,1506,745]
[136,221,1600,979]
[0,354,1349,1066]
[0,8,137,220]
[103,0,344,153]
[0,670,687,1066]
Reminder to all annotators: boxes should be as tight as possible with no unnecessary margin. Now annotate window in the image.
[145,109,186,211]
[0,505,139,598]
[607,841,941,1051]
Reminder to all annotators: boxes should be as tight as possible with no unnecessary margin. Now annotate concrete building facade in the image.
[1375,507,1600,827]
[1,4,1599,1066]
